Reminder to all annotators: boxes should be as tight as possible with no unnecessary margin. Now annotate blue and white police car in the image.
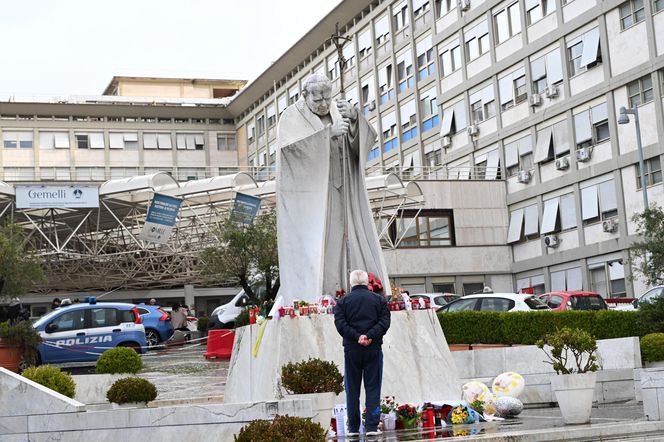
[33,298,147,364]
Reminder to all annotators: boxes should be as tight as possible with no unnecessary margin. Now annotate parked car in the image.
[630,286,664,310]
[437,293,550,313]
[537,291,608,312]
[33,299,146,364]
[409,293,460,309]
[136,304,174,347]
[208,289,251,329]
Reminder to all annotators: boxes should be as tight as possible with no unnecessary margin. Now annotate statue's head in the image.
[302,73,333,117]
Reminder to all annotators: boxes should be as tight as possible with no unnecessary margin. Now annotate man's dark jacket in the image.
[333,285,391,349]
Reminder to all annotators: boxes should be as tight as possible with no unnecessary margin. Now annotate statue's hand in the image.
[337,100,358,121]
[331,118,350,138]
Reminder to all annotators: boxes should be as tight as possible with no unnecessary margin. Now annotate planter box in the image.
[641,368,664,421]
[0,341,21,373]
[287,392,336,429]
[550,372,597,424]
[72,374,126,405]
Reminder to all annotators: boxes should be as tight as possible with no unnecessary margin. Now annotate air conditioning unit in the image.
[368,100,376,111]
[517,169,531,184]
[467,125,479,136]
[458,0,471,12]
[545,85,559,98]
[442,135,452,148]
[602,218,619,233]
[555,157,570,170]
[576,147,592,162]
[529,94,542,107]
[544,235,559,248]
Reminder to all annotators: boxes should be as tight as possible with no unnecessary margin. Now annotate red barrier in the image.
[204,330,235,360]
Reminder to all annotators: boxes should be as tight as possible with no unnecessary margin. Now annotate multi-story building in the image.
[228,0,664,298]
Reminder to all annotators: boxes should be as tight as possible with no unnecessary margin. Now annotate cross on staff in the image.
[329,22,352,99]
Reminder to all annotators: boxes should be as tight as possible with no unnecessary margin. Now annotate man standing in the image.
[334,269,391,437]
[276,73,390,306]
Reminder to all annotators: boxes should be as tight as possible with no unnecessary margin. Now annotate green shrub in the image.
[22,365,76,398]
[536,327,599,374]
[641,333,664,363]
[96,347,143,374]
[281,358,344,395]
[234,415,326,442]
[234,309,250,328]
[438,310,641,345]
[197,316,209,332]
[106,377,157,404]
[638,297,664,335]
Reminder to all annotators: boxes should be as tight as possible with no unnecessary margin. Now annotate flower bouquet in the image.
[396,403,419,429]
[446,404,476,425]
[380,396,397,430]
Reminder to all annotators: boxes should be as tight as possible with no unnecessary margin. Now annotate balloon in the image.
[495,396,523,417]
[462,381,490,403]
[492,372,525,398]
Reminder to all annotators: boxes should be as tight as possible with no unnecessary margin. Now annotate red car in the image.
[537,291,608,311]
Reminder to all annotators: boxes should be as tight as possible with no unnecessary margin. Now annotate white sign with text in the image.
[15,185,100,209]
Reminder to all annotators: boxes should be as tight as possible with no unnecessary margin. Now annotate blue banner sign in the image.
[139,193,183,244]
[231,193,261,225]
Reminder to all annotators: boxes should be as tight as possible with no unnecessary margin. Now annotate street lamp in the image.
[618,106,649,209]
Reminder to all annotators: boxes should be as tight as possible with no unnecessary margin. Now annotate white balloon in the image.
[462,381,490,403]
[492,372,525,398]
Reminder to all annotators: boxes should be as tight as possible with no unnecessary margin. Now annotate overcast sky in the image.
[0,0,340,98]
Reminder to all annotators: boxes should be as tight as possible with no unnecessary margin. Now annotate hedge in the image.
[438,310,641,345]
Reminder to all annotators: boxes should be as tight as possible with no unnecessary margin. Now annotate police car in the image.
[33,298,147,364]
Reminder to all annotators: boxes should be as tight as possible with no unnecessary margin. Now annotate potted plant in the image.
[106,377,157,408]
[395,403,419,429]
[537,327,599,424]
[380,395,397,430]
[640,333,664,368]
[234,415,326,442]
[0,319,41,372]
[280,358,343,429]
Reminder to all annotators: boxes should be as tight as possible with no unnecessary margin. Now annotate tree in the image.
[630,205,664,286]
[0,222,44,301]
[200,211,279,304]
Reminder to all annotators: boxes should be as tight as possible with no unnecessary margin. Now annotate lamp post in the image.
[618,106,649,210]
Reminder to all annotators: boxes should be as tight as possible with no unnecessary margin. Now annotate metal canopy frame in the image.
[0,173,423,293]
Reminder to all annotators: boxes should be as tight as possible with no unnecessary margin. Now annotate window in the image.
[444,298,478,311]
[494,2,522,44]
[49,310,86,333]
[346,86,358,107]
[550,267,583,291]
[534,120,570,163]
[375,15,390,46]
[40,167,71,181]
[420,87,439,132]
[39,131,70,149]
[378,63,395,104]
[381,111,398,153]
[541,193,577,234]
[656,0,664,12]
[247,122,256,143]
[479,297,514,312]
[504,135,533,177]
[425,148,442,166]
[567,28,601,76]
[393,0,409,31]
[416,35,435,81]
[464,21,490,62]
[413,0,430,17]
[435,0,455,17]
[267,106,276,128]
[368,146,380,161]
[530,48,563,94]
[75,132,104,149]
[76,167,106,181]
[468,84,495,123]
[288,87,299,105]
[627,75,654,108]
[386,209,454,247]
[361,75,376,115]
[636,157,662,189]
[589,260,626,297]
[217,134,237,151]
[342,43,355,70]
[439,100,467,137]
[277,94,288,116]
[526,0,555,25]
[474,150,501,180]
[3,131,33,148]
[439,40,462,77]
[574,103,609,149]
[581,179,618,224]
[499,67,527,110]
[90,308,123,328]
[176,133,205,150]
[256,116,265,137]
[176,167,206,181]
[620,0,645,30]
[516,275,546,295]
[463,282,485,296]
[507,203,539,243]
[400,99,418,143]
[396,49,415,92]
[143,133,172,150]
[358,28,372,58]
[3,167,35,181]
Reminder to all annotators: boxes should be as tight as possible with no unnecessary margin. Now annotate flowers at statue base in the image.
[396,404,419,421]
[380,395,397,414]
[390,286,404,302]
[450,405,471,424]
[367,272,384,294]
[335,288,346,300]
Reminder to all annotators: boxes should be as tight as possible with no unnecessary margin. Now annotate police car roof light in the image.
[84,296,96,304]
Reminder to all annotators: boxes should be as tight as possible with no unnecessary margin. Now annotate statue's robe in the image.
[276,97,390,306]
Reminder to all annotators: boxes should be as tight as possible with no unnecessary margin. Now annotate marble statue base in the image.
[224,309,461,405]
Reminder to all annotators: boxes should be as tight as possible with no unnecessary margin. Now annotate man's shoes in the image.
[345,432,360,439]
[366,429,382,438]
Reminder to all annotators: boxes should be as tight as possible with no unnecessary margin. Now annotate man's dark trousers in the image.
[344,346,383,432]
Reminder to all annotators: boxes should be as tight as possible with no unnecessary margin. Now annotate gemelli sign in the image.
[15,185,100,209]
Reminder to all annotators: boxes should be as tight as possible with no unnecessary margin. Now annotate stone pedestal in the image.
[224,310,461,405]
[641,368,664,421]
